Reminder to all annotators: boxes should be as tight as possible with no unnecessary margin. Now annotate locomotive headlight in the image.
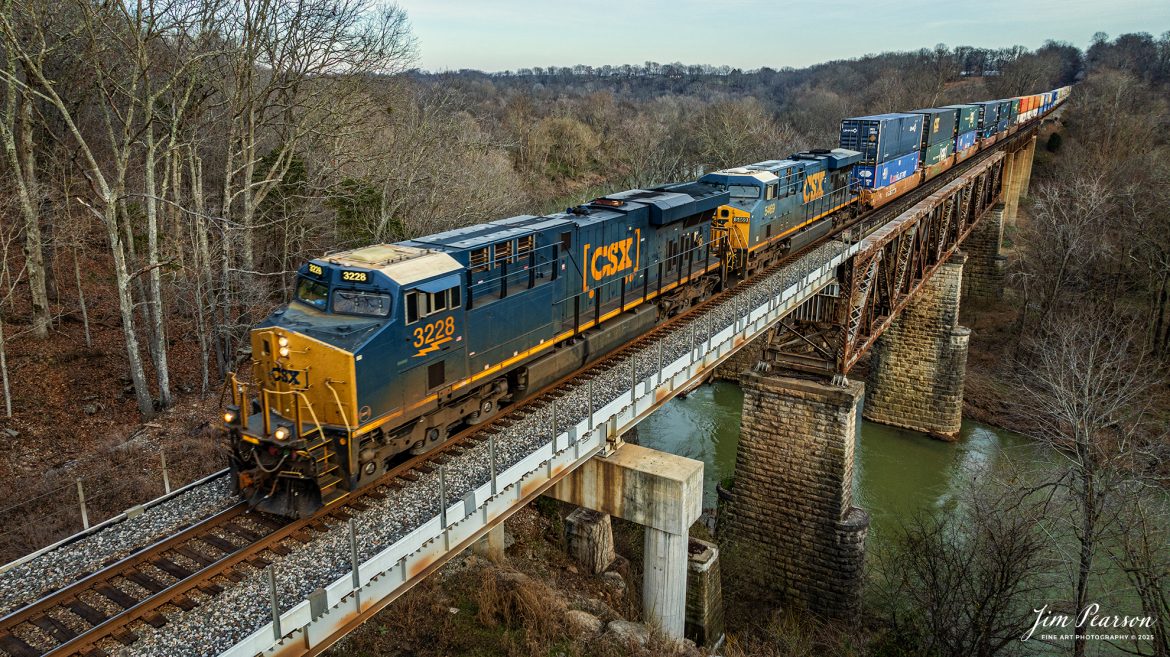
[273,425,290,441]
[223,405,239,425]
[279,346,290,358]
[277,336,289,347]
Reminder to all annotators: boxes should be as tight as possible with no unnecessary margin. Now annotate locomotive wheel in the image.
[410,426,445,455]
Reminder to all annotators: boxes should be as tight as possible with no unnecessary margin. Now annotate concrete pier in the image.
[547,444,703,637]
[723,372,869,620]
[685,538,724,646]
[866,252,969,438]
[472,525,507,563]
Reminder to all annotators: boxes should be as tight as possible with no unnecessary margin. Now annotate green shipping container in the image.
[922,139,953,167]
[942,105,979,134]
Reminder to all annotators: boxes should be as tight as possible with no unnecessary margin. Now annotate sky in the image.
[394,0,1170,73]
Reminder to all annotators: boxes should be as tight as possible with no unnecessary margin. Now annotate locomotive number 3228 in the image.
[412,317,455,351]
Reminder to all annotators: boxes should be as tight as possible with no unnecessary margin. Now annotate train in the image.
[223,85,1071,517]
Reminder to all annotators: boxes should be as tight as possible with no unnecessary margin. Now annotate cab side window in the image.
[421,287,461,317]
[405,291,420,324]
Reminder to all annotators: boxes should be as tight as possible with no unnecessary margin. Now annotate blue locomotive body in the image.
[225,84,1072,517]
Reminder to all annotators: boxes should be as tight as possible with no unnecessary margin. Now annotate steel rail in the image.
[0,122,1040,657]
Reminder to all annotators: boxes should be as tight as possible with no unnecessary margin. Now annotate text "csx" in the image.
[589,237,635,282]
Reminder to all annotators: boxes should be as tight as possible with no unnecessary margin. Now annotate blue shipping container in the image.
[839,113,924,164]
[973,101,999,137]
[955,130,977,152]
[851,151,920,189]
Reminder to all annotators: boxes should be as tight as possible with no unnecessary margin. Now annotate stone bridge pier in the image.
[865,251,970,439]
[722,372,869,619]
[963,135,1036,303]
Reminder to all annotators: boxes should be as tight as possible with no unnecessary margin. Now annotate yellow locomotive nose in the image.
[249,328,357,433]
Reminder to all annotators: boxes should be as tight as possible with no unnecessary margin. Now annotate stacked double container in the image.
[943,104,980,154]
[910,107,958,168]
[971,101,1001,138]
[839,113,924,189]
[995,99,1015,133]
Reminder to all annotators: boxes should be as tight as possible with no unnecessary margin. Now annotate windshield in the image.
[295,277,329,311]
[729,184,761,199]
[332,289,392,318]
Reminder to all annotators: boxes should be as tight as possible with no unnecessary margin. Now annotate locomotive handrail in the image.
[323,380,353,433]
[259,387,329,440]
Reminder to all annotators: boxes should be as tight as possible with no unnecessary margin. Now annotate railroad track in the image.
[0,126,1029,657]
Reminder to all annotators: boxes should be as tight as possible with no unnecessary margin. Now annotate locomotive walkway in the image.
[0,113,1050,657]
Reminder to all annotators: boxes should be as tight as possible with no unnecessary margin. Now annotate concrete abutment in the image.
[547,443,704,639]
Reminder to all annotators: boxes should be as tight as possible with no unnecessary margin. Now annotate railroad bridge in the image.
[0,131,1041,657]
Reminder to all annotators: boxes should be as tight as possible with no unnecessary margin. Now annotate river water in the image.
[636,381,1046,540]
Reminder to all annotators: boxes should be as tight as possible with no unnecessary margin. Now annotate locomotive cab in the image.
[225,244,467,517]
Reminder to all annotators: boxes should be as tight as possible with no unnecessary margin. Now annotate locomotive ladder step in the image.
[322,488,347,507]
[318,473,343,492]
[318,463,340,478]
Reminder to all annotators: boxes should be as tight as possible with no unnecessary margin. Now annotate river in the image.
[637,380,1161,655]
[637,381,1044,525]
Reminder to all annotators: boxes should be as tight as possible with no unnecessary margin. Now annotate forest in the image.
[0,0,1168,654]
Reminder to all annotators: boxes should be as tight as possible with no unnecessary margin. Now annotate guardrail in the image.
[219,239,860,657]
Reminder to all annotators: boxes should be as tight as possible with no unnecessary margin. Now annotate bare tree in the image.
[1016,313,1157,657]
[1013,175,1114,340]
[0,0,48,338]
[874,481,1049,657]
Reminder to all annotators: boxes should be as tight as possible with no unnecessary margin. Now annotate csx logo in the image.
[802,171,826,203]
[270,367,304,386]
[588,237,635,282]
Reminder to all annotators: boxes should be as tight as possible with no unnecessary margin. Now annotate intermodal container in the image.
[943,105,980,134]
[911,107,959,146]
[922,139,952,167]
[839,113,925,164]
[851,150,920,189]
[955,130,978,152]
[996,100,1012,132]
[972,101,1000,136]
[1008,99,1021,120]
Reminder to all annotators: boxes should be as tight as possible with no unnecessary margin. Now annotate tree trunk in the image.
[16,93,49,338]
[143,103,172,408]
[73,247,91,349]
[564,508,615,575]
[103,200,154,417]
[0,308,11,417]
[0,66,49,339]
[1074,461,1096,657]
